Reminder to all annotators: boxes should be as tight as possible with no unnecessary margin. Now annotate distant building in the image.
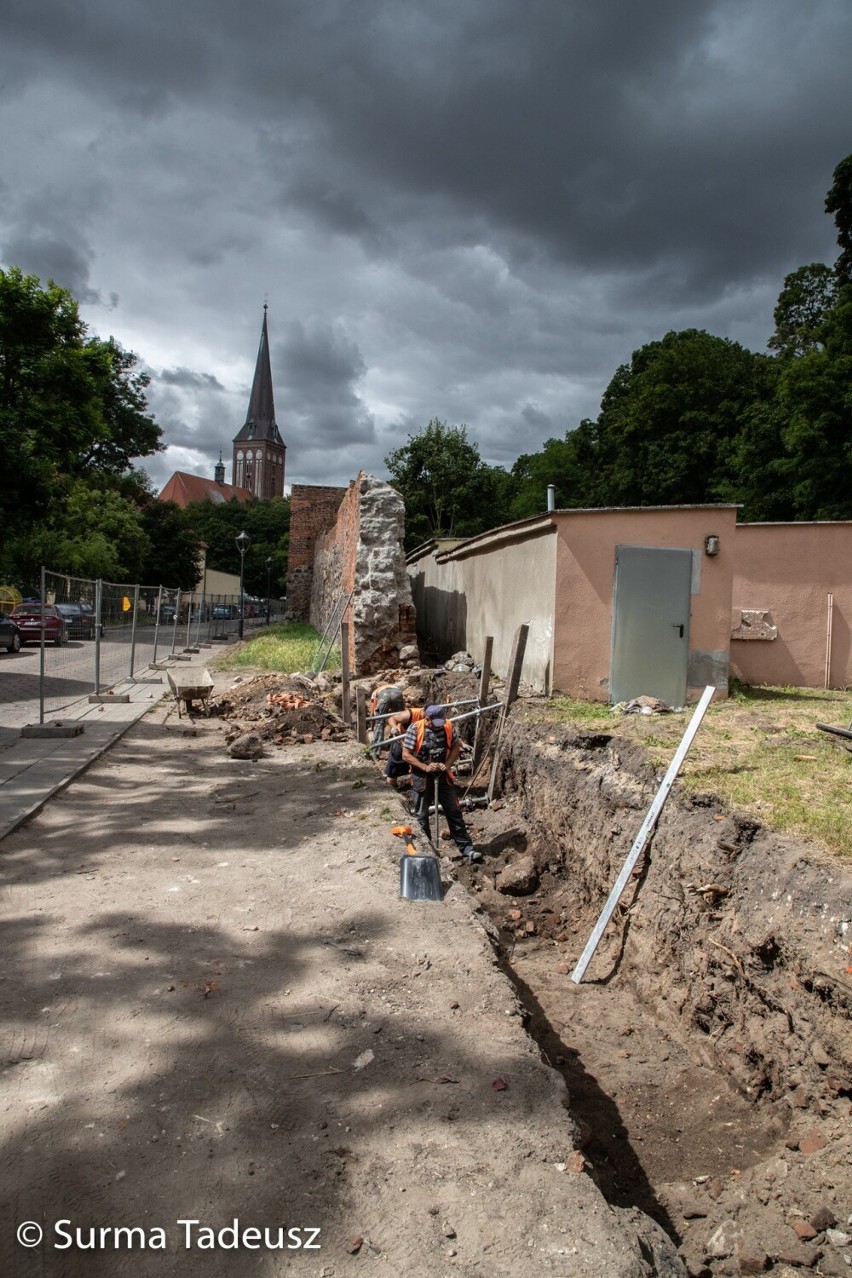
[158,305,286,507]
[232,304,286,499]
[158,463,253,509]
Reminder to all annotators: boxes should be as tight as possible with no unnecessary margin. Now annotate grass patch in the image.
[214,622,341,674]
[530,684,852,860]
[539,696,614,724]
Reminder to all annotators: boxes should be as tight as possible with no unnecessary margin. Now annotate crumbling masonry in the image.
[288,472,418,675]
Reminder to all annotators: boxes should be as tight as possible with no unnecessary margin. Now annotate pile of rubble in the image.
[211,673,350,747]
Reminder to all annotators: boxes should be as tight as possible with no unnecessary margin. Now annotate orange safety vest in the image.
[413,719,453,754]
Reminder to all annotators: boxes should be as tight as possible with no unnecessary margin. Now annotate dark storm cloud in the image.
[159,368,225,392]
[1,0,850,491]
[278,320,376,454]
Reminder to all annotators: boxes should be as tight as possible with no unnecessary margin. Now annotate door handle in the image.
[672,623,684,638]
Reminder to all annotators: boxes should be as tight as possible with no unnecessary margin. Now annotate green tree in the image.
[139,500,203,590]
[509,422,597,519]
[385,419,512,549]
[586,330,773,509]
[768,263,838,360]
[0,267,162,549]
[825,153,852,288]
[182,496,290,596]
[775,293,852,519]
[5,478,150,582]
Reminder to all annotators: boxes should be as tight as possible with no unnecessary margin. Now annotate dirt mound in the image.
[211,672,350,744]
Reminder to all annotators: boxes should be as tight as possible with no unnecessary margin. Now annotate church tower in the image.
[232,305,286,499]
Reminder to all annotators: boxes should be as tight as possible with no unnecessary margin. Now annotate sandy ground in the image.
[0,669,682,1278]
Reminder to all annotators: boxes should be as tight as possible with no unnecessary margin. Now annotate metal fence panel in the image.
[15,570,285,723]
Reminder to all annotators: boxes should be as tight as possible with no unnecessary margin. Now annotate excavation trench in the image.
[451,714,852,1276]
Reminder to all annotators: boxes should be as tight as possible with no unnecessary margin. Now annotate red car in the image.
[10,602,68,647]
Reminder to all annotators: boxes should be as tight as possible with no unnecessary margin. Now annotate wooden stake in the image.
[356,685,367,743]
[472,635,494,775]
[487,623,529,802]
[340,621,351,723]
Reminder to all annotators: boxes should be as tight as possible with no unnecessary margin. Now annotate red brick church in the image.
[159,306,287,508]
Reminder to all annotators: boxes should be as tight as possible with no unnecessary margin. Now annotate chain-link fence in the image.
[12,570,285,723]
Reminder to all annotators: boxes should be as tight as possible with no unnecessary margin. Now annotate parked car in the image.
[10,603,68,646]
[157,604,177,625]
[0,615,22,653]
[55,602,96,640]
[212,603,238,620]
[78,602,104,637]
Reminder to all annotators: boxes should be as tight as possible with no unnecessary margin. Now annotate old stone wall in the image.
[287,483,349,621]
[311,472,418,675]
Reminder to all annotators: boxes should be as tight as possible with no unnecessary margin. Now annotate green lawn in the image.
[214,622,341,674]
[527,684,852,860]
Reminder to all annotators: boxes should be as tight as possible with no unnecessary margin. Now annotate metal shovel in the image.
[393,814,443,903]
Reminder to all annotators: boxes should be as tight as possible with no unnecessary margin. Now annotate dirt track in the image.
[0,671,682,1278]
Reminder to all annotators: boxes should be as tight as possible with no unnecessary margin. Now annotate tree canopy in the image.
[181,495,290,597]
[0,267,163,580]
[385,419,513,549]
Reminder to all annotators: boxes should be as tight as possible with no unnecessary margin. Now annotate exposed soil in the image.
[0,667,682,1278]
[1,663,849,1278]
[450,707,852,1278]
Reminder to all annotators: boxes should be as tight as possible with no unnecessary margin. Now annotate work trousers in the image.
[383,739,409,781]
[412,773,473,855]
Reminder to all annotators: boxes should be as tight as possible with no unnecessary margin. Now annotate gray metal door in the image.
[610,545,692,706]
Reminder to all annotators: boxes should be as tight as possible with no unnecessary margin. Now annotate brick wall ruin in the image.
[304,472,418,675]
[287,483,349,622]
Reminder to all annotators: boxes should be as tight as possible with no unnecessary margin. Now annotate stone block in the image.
[20,722,84,739]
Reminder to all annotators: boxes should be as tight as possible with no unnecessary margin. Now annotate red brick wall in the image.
[288,484,348,619]
[313,481,360,664]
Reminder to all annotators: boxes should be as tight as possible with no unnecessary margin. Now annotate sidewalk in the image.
[0,669,172,841]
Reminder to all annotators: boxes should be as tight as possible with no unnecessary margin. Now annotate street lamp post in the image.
[236,529,250,640]
[265,557,273,626]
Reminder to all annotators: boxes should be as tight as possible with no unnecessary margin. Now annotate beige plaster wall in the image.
[410,527,556,691]
[552,507,738,701]
[731,523,852,689]
[200,567,241,597]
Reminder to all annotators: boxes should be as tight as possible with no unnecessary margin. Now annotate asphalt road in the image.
[0,623,209,728]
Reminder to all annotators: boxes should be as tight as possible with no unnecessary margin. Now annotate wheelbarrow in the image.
[167,668,214,718]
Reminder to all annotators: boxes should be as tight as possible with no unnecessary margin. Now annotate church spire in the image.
[233,304,283,445]
[232,305,287,499]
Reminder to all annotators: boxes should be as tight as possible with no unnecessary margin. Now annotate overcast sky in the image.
[2,0,850,495]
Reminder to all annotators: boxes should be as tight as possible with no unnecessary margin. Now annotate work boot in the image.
[462,846,483,864]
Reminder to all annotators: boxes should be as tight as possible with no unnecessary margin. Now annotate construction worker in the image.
[401,705,482,863]
[382,705,425,788]
[369,685,405,756]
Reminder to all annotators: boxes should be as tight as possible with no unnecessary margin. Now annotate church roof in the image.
[233,305,285,447]
[158,471,253,509]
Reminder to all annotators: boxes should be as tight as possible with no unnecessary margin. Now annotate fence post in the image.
[94,578,103,694]
[171,590,182,654]
[152,585,163,664]
[128,584,141,678]
[39,565,47,723]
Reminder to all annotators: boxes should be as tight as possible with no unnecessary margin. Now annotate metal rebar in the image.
[367,696,481,723]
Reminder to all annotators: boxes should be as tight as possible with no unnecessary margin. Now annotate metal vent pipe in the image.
[547,484,556,512]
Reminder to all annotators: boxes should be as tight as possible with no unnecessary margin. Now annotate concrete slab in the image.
[20,722,85,738]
